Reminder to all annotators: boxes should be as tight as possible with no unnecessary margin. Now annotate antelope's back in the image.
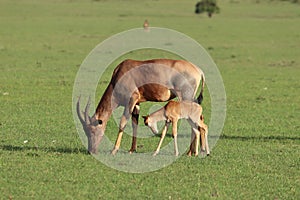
[110,59,202,103]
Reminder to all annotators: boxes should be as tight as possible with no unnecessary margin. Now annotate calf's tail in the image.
[197,73,205,104]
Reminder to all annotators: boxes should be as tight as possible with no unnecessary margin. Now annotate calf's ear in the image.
[142,116,149,126]
[200,114,204,121]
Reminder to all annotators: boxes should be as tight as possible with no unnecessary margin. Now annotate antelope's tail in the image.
[197,73,205,104]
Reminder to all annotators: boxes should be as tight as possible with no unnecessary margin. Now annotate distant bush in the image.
[195,0,220,18]
[258,0,299,3]
[286,0,299,3]
[279,0,299,3]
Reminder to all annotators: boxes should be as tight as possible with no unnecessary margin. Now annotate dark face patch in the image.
[142,116,149,126]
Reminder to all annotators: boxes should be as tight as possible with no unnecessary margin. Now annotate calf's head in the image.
[142,115,159,134]
[76,97,105,154]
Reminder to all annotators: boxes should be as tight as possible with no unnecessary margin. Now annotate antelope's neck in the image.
[95,84,116,120]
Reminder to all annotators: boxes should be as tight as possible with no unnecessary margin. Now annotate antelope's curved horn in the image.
[84,96,91,124]
[76,96,85,125]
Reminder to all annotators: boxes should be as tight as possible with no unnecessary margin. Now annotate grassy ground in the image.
[0,0,299,199]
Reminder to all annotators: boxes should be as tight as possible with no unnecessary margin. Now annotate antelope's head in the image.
[142,115,159,134]
[76,97,105,154]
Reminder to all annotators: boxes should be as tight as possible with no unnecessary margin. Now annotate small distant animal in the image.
[143,100,210,156]
[143,19,149,31]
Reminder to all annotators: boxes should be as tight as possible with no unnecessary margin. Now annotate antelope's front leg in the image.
[111,110,131,155]
[112,94,139,155]
[111,113,129,155]
[129,104,140,154]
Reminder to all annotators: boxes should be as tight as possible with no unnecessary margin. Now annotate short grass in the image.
[0,0,299,199]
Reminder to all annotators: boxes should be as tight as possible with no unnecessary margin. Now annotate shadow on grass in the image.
[219,134,300,141]
[2,135,299,155]
[0,144,88,154]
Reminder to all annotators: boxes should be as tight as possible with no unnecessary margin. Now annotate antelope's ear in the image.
[142,116,147,120]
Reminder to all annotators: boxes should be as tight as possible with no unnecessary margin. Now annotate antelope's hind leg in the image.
[200,120,210,156]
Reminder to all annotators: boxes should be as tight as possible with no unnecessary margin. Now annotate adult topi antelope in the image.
[76,59,205,154]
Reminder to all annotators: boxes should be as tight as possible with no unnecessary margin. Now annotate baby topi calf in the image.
[143,100,210,156]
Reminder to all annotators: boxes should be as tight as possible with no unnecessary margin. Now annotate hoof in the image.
[200,150,206,157]
[129,149,137,154]
[111,149,118,155]
[152,151,159,156]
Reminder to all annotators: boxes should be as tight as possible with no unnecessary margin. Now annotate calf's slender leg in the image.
[172,119,179,156]
[194,128,200,156]
[153,122,169,156]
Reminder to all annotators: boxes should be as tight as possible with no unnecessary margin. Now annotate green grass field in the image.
[1,0,299,199]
